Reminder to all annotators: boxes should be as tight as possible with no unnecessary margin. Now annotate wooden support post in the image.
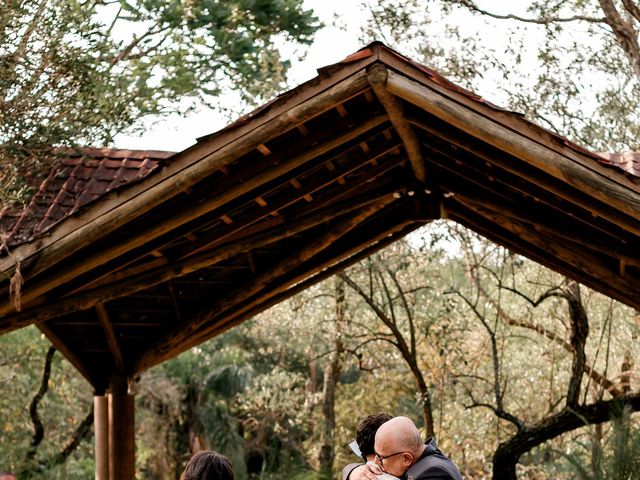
[94,394,109,480]
[109,375,135,480]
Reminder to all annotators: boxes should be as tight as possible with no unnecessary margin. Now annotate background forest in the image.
[2,0,640,479]
[2,225,639,479]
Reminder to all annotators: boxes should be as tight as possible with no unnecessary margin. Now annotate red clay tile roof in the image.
[0,148,175,248]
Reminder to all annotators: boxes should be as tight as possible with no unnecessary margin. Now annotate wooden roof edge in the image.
[375,46,640,186]
[3,42,640,279]
[366,61,640,224]
[0,53,378,276]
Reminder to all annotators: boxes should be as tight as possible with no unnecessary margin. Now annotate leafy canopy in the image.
[0,0,320,204]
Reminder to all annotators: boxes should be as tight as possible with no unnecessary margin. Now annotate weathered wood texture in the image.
[1,43,639,395]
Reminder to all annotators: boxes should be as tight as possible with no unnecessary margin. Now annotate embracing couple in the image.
[342,414,463,480]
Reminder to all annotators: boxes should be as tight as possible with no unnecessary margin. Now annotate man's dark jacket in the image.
[342,438,462,480]
[404,437,462,480]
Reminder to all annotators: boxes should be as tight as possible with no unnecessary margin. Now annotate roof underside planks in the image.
[0,43,639,391]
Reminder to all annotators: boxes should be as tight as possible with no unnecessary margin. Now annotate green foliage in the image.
[0,0,320,205]
[0,327,93,479]
[2,221,639,479]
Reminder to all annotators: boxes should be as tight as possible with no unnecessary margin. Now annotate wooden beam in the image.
[386,70,640,233]
[96,305,124,372]
[37,322,98,388]
[415,124,630,244]
[451,185,639,267]
[0,113,389,318]
[136,216,424,371]
[135,196,399,370]
[0,66,375,280]
[450,199,639,309]
[0,192,398,333]
[60,140,404,297]
[367,64,426,182]
[189,220,425,348]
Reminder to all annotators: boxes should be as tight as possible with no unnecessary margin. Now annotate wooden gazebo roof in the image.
[1,43,639,392]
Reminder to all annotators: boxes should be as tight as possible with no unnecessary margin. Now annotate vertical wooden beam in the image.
[109,374,135,480]
[96,305,124,371]
[94,394,109,480]
[367,63,427,182]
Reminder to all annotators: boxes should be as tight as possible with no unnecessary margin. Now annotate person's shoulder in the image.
[408,453,463,479]
[342,463,363,480]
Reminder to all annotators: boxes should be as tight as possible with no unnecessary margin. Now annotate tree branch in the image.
[621,0,640,23]
[597,0,640,76]
[564,282,589,408]
[493,392,640,479]
[447,0,606,24]
[25,346,56,461]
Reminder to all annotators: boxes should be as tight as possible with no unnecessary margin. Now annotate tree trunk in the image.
[491,394,640,480]
[318,277,345,477]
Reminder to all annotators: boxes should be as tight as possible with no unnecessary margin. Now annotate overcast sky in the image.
[112,0,540,153]
[113,1,369,152]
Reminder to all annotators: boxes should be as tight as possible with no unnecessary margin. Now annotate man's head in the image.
[355,413,392,461]
[373,416,425,477]
[181,450,234,480]
[0,472,16,480]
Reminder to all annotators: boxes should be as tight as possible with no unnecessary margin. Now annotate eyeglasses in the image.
[374,450,408,465]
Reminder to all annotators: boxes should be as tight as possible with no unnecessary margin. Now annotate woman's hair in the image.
[181,451,234,480]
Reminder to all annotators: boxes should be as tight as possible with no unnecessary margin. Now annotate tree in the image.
[0,0,320,204]
[361,0,640,151]
[447,225,640,479]
[0,327,94,479]
[339,237,460,438]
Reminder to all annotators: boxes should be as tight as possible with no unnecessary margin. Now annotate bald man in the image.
[343,416,462,480]
[0,472,16,480]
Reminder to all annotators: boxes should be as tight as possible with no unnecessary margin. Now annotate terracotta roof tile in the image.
[0,148,175,248]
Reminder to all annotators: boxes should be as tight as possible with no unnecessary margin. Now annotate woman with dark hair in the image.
[181,450,234,480]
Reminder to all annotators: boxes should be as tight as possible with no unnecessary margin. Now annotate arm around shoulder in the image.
[342,463,363,480]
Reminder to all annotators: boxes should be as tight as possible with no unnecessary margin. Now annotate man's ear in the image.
[402,452,414,468]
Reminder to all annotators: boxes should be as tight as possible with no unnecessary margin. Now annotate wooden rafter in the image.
[0,113,389,318]
[386,70,640,232]
[37,322,98,387]
[0,191,399,333]
[450,201,639,308]
[0,67,375,278]
[184,220,424,357]
[367,63,427,182]
[96,304,124,371]
[136,212,424,371]
[408,115,633,241]
[134,196,399,370]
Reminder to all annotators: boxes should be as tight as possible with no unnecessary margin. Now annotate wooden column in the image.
[108,375,135,480]
[94,394,109,480]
